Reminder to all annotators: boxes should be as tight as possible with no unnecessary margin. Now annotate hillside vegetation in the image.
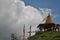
[28,31,60,40]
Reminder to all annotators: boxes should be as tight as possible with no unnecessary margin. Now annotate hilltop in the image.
[28,31,60,40]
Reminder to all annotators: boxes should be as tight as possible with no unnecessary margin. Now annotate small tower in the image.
[45,10,54,31]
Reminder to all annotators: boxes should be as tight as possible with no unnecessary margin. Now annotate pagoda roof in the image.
[45,12,53,24]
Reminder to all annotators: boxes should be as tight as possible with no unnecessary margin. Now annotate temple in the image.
[37,10,60,32]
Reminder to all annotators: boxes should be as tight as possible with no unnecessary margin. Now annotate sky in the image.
[0,0,60,40]
[23,0,60,24]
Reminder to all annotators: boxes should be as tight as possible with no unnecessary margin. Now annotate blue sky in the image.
[23,0,60,24]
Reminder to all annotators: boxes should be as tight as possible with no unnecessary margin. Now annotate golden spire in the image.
[45,10,53,24]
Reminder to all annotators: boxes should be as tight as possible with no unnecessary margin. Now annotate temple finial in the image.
[48,9,51,16]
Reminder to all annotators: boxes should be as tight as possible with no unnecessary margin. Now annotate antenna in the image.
[29,25,31,37]
[23,24,25,40]
[23,24,28,40]
[48,9,51,16]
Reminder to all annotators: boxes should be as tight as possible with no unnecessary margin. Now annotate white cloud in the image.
[0,0,50,40]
